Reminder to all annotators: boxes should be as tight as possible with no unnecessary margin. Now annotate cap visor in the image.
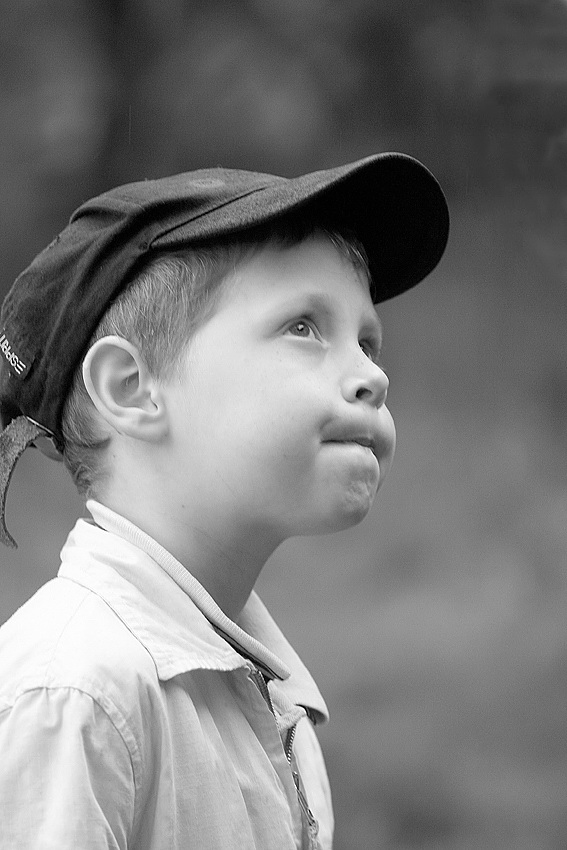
[155,152,449,302]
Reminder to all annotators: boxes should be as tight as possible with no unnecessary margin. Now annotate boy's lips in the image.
[325,436,375,449]
[321,421,385,455]
[321,411,396,462]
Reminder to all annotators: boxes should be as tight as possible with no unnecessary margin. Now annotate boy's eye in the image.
[286,319,316,339]
[359,339,380,362]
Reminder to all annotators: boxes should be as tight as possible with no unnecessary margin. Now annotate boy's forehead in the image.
[223,236,381,326]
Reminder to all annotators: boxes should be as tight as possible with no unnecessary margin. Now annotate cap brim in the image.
[154,152,449,303]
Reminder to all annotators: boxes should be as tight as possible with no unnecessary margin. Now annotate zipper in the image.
[284,723,297,763]
[251,666,320,846]
[285,717,319,837]
[251,668,295,764]
[292,771,320,840]
[250,666,276,716]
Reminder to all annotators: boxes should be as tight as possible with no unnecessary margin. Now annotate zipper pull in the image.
[292,770,320,845]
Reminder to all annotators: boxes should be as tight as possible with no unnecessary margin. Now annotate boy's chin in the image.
[311,481,381,535]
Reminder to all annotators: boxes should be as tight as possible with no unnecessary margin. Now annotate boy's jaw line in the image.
[104,485,285,622]
[100,439,387,622]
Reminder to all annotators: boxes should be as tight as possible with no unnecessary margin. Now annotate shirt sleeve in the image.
[0,686,136,849]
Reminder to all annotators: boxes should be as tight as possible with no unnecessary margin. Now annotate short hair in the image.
[61,218,371,497]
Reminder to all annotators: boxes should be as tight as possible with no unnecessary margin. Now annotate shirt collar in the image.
[58,500,328,723]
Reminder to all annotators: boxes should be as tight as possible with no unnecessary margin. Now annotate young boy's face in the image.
[163,234,396,545]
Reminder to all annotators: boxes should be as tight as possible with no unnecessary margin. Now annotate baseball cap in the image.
[0,151,449,546]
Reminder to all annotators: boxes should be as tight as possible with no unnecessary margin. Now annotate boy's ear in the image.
[82,336,168,442]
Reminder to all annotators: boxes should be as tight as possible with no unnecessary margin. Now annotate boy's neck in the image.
[94,491,281,622]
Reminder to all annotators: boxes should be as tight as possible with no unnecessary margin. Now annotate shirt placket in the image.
[250,666,322,850]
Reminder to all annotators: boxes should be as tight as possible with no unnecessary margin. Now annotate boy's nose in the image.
[342,360,389,408]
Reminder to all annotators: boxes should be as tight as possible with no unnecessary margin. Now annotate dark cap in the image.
[0,151,449,546]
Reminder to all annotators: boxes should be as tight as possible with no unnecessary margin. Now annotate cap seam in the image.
[150,183,276,246]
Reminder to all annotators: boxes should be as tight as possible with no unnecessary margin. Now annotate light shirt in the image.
[0,501,333,849]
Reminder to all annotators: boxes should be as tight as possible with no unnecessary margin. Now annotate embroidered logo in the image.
[0,329,30,378]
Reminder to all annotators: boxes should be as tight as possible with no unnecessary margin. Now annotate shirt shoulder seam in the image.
[0,682,142,832]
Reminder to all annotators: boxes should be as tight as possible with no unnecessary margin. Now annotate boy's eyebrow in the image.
[284,292,334,321]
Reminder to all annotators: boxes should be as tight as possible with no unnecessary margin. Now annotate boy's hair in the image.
[62,220,371,497]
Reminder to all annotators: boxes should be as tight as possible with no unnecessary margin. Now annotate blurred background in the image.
[2,1,567,847]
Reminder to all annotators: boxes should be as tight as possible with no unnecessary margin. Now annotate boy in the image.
[0,153,448,849]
